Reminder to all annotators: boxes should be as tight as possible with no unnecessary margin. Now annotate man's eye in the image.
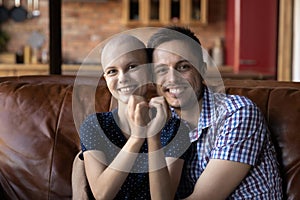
[155,67,168,75]
[177,64,190,71]
[128,64,138,70]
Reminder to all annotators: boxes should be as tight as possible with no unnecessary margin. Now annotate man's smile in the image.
[162,83,190,98]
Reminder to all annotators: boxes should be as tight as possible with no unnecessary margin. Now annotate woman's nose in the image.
[118,71,130,84]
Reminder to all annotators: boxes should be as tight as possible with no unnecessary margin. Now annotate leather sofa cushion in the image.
[0,82,75,199]
[0,79,111,199]
[268,88,300,198]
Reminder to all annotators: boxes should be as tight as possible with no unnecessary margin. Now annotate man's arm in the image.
[185,101,264,200]
[184,159,251,200]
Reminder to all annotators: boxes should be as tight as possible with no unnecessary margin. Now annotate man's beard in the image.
[171,86,203,110]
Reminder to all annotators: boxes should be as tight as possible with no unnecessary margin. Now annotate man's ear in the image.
[201,62,207,76]
[199,62,207,85]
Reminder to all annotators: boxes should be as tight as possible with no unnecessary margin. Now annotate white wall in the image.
[293,0,300,81]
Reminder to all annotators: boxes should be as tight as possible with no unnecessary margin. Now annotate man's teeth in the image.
[169,88,183,94]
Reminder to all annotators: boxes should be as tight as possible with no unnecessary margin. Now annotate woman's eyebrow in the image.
[104,66,115,72]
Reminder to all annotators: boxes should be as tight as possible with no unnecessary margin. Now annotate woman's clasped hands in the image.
[127,95,168,140]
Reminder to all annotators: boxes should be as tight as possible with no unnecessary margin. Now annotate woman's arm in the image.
[148,135,185,200]
[81,100,146,200]
[147,96,184,200]
[84,136,144,200]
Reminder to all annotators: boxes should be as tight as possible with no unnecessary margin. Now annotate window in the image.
[171,0,180,21]
[129,0,139,20]
[150,0,159,20]
[191,0,201,20]
[122,0,208,25]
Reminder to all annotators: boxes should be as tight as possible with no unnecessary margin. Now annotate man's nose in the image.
[167,68,180,82]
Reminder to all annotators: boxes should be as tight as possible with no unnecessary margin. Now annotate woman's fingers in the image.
[127,95,170,138]
[147,97,168,137]
[149,97,168,120]
[127,95,150,127]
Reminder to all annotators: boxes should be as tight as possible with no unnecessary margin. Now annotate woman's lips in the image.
[118,85,137,94]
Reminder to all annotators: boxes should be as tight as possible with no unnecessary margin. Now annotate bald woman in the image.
[79,34,192,200]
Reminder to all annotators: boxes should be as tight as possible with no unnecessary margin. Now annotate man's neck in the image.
[174,99,202,130]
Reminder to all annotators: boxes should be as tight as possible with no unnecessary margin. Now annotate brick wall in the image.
[1,0,226,64]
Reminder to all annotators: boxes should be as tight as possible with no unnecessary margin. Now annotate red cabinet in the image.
[225,0,278,75]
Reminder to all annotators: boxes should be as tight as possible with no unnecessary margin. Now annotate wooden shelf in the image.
[0,64,274,80]
[0,64,101,77]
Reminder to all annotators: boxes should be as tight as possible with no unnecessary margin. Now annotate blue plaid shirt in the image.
[183,87,283,199]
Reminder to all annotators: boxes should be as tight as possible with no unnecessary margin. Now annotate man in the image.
[147,26,283,199]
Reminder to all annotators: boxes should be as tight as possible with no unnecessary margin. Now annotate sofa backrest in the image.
[224,80,300,200]
[0,76,299,200]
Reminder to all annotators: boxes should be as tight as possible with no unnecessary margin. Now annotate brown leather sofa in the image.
[0,75,299,200]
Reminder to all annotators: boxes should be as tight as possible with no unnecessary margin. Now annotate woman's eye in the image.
[105,69,117,76]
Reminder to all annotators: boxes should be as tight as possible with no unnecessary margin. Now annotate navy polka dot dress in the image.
[80,109,193,199]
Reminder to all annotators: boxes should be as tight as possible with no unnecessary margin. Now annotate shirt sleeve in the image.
[211,104,267,166]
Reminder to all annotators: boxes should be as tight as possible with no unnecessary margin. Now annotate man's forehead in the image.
[154,40,200,65]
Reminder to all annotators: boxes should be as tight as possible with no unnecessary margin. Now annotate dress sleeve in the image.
[164,120,192,161]
[80,113,106,153]
[211,104,267,166]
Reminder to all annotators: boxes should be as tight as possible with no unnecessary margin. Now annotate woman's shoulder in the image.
[79,111,114,134]
[84,111,113,122]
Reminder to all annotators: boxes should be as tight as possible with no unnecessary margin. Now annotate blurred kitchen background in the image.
[0,0,298,81]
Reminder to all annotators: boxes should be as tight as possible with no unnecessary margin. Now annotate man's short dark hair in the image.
[147,25,204,69]
[147,26,201,49]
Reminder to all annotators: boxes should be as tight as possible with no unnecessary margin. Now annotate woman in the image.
[79,34,192,200]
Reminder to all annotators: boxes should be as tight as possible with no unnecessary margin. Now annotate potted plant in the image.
[0,29,9,52]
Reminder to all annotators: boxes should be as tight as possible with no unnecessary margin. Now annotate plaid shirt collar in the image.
[189,86,216,142]
[169,86,218,142]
